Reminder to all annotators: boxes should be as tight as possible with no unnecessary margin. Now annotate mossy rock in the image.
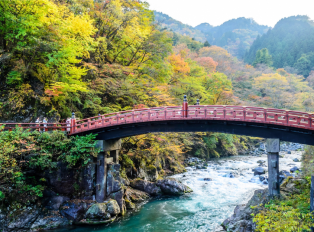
[125,199,135,209]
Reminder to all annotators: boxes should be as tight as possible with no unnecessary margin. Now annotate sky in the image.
[145,0,314,28]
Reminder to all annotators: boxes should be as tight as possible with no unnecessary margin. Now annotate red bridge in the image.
[3,97,314,145]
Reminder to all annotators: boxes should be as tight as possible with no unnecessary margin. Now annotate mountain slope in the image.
[196,17,270,58]
[244,15,314,77]
[154,11,207,42]
[154,12,270,59]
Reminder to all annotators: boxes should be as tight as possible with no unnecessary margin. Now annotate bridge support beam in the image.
[95,139,121,203]
[266,138,280,197]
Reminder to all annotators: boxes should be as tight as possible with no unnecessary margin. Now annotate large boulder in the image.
[124,187,150,203]
[290,166,300,173]
[252,167,265,176]
[130,179,162,196]
[85,200,120,222]
[156,178,193,196]
[109,189,126,215]
[281,178,307,197]
[60,200,94,222]
[222,189,268,232]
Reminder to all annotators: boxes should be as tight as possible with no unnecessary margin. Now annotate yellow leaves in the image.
[254,73,289,90]
[167,54,190,75]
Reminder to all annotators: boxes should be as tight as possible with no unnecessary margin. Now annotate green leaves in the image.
[0,127,99,208]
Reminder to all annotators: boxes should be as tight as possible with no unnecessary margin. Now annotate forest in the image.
[1,0,314,231]
[245,15,314,77]
[155,12,270,59]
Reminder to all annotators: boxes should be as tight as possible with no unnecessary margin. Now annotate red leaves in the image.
[195,57,218,72]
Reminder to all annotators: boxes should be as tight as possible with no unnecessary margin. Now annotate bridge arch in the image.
[71,105,314,145]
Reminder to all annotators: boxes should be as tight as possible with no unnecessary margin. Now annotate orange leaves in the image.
[45,86,64,97]
[167,54,190,75]
[133,104,147,109]
[195,57,218,72]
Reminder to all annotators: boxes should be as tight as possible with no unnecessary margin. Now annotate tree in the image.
[253,48,273,67]
[253,73,290,108]
[204,41,211,47]
[195,57,218,72]
[294,54,312,77]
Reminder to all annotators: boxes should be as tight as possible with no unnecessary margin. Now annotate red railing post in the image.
[70,112,76,134]
[243,108,246,120]
[182,95,188,118]
[264,109,267,122]
[223,106,226,119]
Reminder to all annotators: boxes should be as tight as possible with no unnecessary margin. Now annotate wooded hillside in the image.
[245,16,314,77]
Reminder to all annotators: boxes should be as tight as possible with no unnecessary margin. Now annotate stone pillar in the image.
[95,139,121,202]
[266,138,280,197]
[95,141,106,202]
[104,139,121,164]
[110,150,119,164]
[310,176,314,232]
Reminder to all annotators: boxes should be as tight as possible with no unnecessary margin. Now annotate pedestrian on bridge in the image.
[43,117,48,132]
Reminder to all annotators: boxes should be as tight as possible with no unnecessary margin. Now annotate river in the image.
[55,151,302,232]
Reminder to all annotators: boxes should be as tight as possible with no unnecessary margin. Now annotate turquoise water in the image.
[55,156,284,232]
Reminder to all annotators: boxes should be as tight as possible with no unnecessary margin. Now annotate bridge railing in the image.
[0,123,69,132]
[3,105,314,135]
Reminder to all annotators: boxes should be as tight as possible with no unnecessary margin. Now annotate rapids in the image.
[55,151,302,232]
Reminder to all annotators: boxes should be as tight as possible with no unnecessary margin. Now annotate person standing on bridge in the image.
[35,117,41,132]
[66,117,71,132]
[43,117,48,132]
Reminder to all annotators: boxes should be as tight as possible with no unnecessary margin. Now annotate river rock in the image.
[280,170,292,177]
[125,200,136,209]
[7,209,40,231]
[287,151,292,154]
[156,178,193,196]
[259,175,266,182]
[281,178,307,197]
[130,179,162,196]
[290,166,299,173]
[109,189,126,216]
[124,187,150,203]
[222,189,268,232]
[257,160,265,164]
[31,211,70,231]
[252,167,265,176]
[293,158,300,162]
[44,195,70,210]
[60,199,94,222]
[85,200,120,222]
[204,178,212,181]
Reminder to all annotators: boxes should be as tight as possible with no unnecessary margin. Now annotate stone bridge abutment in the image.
[95,139,121,203]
